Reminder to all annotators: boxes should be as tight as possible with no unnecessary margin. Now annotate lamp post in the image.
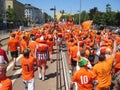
[50,6,56,29]
[50,6,56,22]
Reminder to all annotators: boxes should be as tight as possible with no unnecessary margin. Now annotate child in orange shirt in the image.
[20,48,37,90]
[70,58,98,90]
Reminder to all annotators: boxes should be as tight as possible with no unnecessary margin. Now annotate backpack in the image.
[88,53,95,65]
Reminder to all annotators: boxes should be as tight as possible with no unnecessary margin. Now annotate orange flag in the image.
[81,20,93,31]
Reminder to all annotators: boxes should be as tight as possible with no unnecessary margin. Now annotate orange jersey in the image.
[0,77,12,90]
[8,38,19,52]
[20,39,28,53]
[72,68,96,90]
[28,41,37,56]
[46,40,54,53]
[115,52,120,68]
[93,56,114,89]
[20,56,36,80]
[70,45,82,61]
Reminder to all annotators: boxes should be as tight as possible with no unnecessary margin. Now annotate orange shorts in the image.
[37,60,47,67]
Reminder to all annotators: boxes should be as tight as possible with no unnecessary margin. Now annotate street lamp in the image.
[50,6,56,22]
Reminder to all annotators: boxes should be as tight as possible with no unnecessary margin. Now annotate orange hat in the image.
[100,42,108,47]
[100,47,107,54]
[79,41,84,47]
[36,38,46,43]
[58,33,62,37]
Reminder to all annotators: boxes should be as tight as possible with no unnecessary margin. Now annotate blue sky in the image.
[18,0,120,17]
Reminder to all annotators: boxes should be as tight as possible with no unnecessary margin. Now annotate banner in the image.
[81,20,93,31]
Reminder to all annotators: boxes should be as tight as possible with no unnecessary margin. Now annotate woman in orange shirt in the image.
[28,36,37,56]
[7,34,19,70]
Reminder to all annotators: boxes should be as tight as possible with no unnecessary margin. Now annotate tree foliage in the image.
[60,4,119,27]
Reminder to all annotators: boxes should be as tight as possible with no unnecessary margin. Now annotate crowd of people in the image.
[0,18,120,90]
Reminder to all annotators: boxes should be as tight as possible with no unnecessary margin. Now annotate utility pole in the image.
[79,0,82,26]
[50,6,56,22]
[50,6,56,29]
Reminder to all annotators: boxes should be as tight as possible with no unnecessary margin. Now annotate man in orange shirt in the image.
[93,39,116,90]
[0,63,12,90]
[7,34,19,70]
[70,58,98,90]
[20,36,28,54]
[20,48,37,90]
[28,36,37,56]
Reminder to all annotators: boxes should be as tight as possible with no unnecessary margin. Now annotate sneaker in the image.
[42,75,47,81]
[69,70,72,74]
[39,73,42,80]
[51,60,54,63]
[42,76,45,81]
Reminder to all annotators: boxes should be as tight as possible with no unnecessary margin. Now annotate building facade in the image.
[25,4,44,24]
[0,0,4,29]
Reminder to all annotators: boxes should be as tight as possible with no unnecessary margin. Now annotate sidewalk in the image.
[0,30,9,40]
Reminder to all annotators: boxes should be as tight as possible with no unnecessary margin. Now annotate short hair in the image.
[11,33,16,38]
[32,36,36,41]
[23,48,31,58]
[81,50,85,57]
[0,64,8,73]
[99,54,105,61]
[23,36,27,40]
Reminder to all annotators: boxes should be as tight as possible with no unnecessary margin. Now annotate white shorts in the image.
[23,78,35,90]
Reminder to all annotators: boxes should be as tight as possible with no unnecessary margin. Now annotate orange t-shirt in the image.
[46,40,54,53]
[28,41,37,56]
[93,56,114,89]
[20,56,36,80]
[70,45,82,61]
[115,52,120,68]
[72,68,96,90]
[8,38,19,52]
[20,39,28,53]
[0,77,12,90]
[115,52,120,64]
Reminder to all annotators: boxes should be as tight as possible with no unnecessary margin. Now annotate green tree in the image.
[81,11,89,23]
[106,4,111,13]
[93,12,106,25]
[89,7,98,20]
[6,7,17,22]
[105,4,116,26]
[115,11,120,26]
